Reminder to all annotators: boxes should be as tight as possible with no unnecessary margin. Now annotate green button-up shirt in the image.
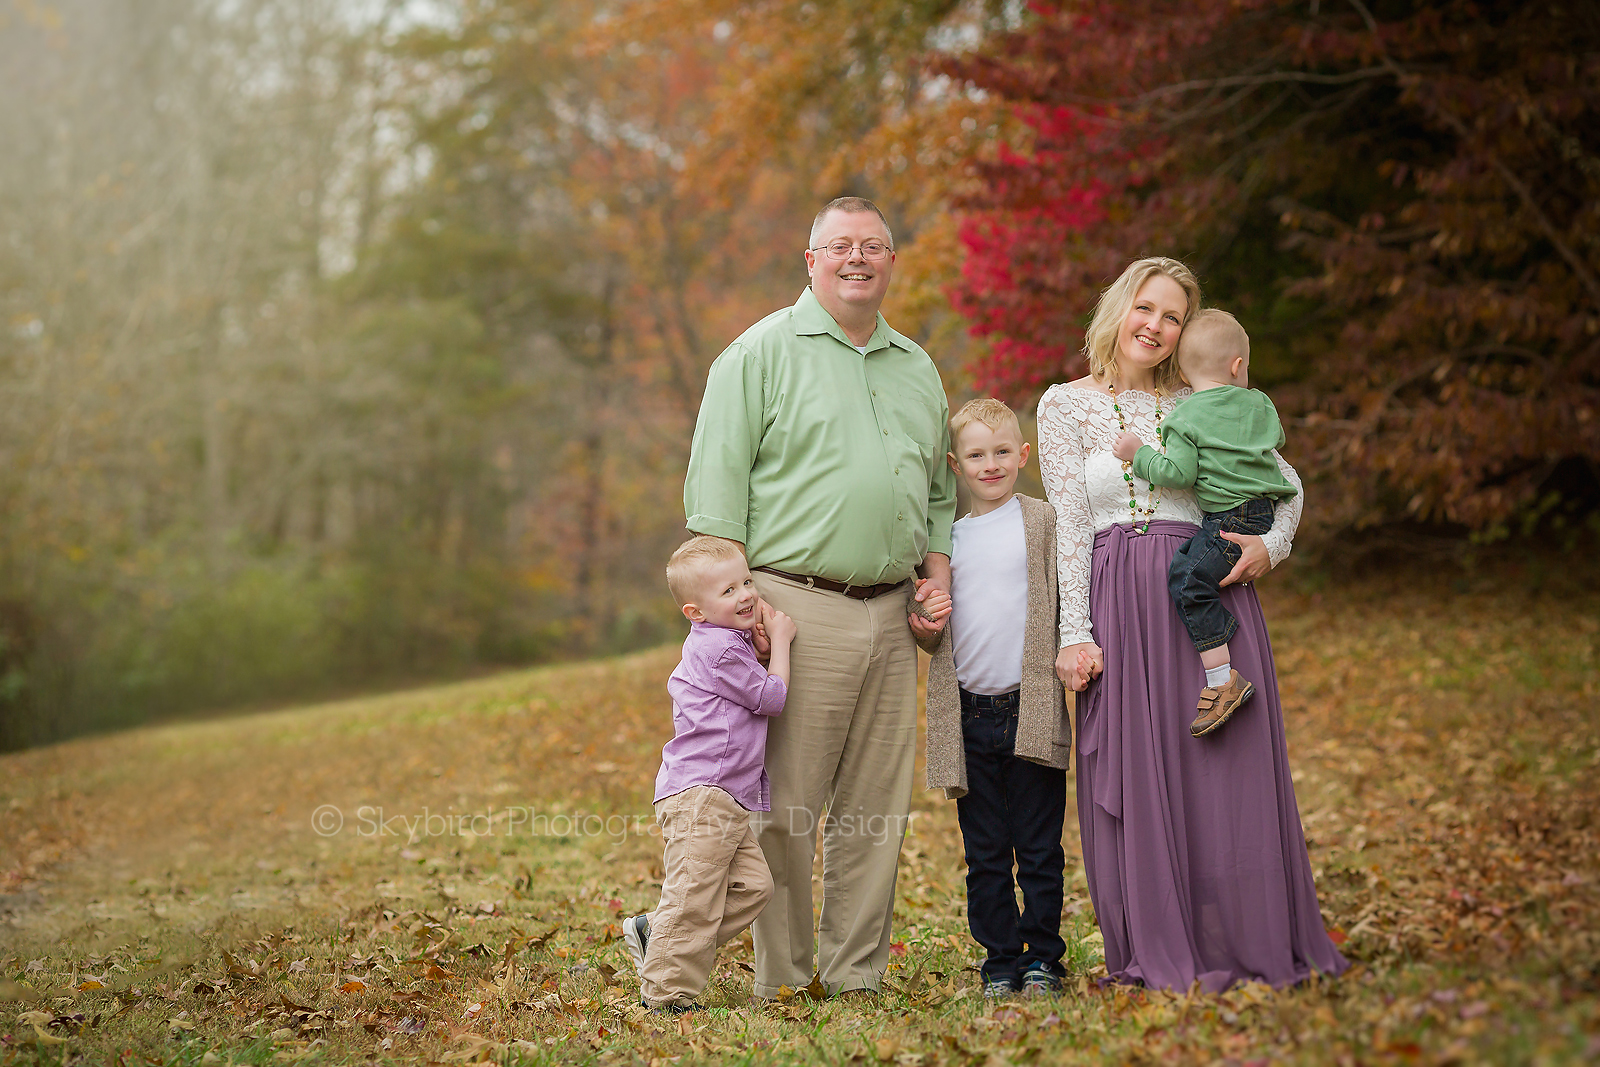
[684,287,956,586]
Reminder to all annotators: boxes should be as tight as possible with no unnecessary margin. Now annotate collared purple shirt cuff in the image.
[755,675,787,717]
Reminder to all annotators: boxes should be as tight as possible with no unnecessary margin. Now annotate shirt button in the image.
[898,513,903,520]
[883,429,889,436]
[894,467,899,475]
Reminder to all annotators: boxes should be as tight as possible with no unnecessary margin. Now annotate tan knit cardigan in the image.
[918,494,1070,800]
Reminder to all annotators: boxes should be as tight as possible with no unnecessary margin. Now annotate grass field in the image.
[2,558,1598,1066]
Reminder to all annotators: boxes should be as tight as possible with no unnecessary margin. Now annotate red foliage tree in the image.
[943,0,1600,533]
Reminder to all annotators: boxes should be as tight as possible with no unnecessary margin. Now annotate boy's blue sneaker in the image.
[982,975,1018,1000]
[623,914,650,975]
[1021,965,1061,997]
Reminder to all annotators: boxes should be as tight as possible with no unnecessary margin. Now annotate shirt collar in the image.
[690,621,755,646]
[791,287,912,356]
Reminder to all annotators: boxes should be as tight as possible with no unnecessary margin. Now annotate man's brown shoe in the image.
[1191,670,1254,737]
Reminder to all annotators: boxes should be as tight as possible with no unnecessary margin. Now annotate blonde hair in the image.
[1177,309,1249,380]
[1083,257,1202,395]
[949,398,1022,447]
[666,535,746,607]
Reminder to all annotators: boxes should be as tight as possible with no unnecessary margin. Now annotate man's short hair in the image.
[949,398,1022,447]
[809,197,894,250]
[1176,309,1250,380]
[666,535,746,607]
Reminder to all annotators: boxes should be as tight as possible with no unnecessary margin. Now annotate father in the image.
[683,197,955,998]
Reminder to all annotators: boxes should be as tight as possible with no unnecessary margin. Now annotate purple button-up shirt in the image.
[654,622,787,811]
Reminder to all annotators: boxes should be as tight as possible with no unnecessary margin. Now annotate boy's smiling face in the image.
[681,555,761,631]
[949,421,1030,516]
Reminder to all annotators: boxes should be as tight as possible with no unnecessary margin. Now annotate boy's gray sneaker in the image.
[623,914,650,975]
[639,997,700,1015]
[1020,966,1061,997]
[982,975,1018,1000]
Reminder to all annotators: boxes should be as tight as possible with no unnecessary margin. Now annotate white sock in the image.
[1204,663,1231,688]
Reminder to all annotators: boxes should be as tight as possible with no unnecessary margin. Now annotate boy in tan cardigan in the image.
[916,399,1071,999]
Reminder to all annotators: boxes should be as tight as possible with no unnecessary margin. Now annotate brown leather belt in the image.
[753,566,908,601]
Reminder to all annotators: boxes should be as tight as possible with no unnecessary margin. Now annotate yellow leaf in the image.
[30,1024,68,1046]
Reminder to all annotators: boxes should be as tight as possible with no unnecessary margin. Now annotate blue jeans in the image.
[954,688,1067,983]
[1167,498,1275,653]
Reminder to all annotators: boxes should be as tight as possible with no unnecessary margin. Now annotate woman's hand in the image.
[1218,532,1271,586]
[1056,642,1104,692]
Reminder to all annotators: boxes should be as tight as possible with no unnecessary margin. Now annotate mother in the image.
[1036,256,1348,992]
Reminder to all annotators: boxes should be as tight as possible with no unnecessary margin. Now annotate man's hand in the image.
[752,600,774,664]
[908,579,952,640]
[1055,642,1104,692]
[1112,431,1144,463]
[910,553,953,640]
[1217,532,1271,587]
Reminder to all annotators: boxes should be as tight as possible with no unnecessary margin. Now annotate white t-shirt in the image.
[948,495,1027,695]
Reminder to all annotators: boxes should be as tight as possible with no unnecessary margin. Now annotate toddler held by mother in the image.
[1039,256,1349,992]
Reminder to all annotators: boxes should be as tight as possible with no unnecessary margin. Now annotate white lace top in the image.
[1036,382,1303,648]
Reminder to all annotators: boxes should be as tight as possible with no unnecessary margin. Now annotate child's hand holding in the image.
[1112,431,1144,463]
[762,602,798,648]
[1055,642,1104,691]
[908,578,952,639]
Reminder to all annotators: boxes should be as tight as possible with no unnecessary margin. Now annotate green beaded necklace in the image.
[1109,382,1163,535]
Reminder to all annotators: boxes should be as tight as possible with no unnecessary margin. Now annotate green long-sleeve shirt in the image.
[1131,387,1297,513]
[684,287,956,586]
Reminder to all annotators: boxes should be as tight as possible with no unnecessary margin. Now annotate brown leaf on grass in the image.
[527,926,561,951]
[803,973,827,1001]
[339,979,368,993]
[0,980,41,1002]
[423,963,453,982]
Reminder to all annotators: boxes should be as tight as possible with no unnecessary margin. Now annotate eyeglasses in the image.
[809,239,893,261]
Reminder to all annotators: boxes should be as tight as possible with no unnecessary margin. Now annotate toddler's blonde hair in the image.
[1176,308,1249,380]
[666,535,746,607]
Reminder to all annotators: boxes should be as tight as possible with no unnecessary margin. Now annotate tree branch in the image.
[1347,0,1600,311]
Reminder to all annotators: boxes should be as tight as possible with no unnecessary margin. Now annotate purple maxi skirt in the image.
[1077,520,1348,992]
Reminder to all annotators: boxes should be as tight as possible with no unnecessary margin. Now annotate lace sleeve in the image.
[1036,388,1096,648]
[1260,450,1303,568]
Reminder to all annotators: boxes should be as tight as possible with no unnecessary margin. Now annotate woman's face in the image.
[1116,274,1188,375]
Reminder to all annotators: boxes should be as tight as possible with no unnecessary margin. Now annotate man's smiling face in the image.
[805,208,895,321]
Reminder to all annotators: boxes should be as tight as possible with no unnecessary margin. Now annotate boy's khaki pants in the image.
[749,572,918,997]
[641,785,772,1007]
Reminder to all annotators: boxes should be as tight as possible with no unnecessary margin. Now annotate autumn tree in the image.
[940,0,1600,533]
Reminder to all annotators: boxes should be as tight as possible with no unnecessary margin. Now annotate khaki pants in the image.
[749,572,918,997]
[641,785,772,1007]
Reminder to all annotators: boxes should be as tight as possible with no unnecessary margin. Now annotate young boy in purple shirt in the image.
[624,535,797,1013]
